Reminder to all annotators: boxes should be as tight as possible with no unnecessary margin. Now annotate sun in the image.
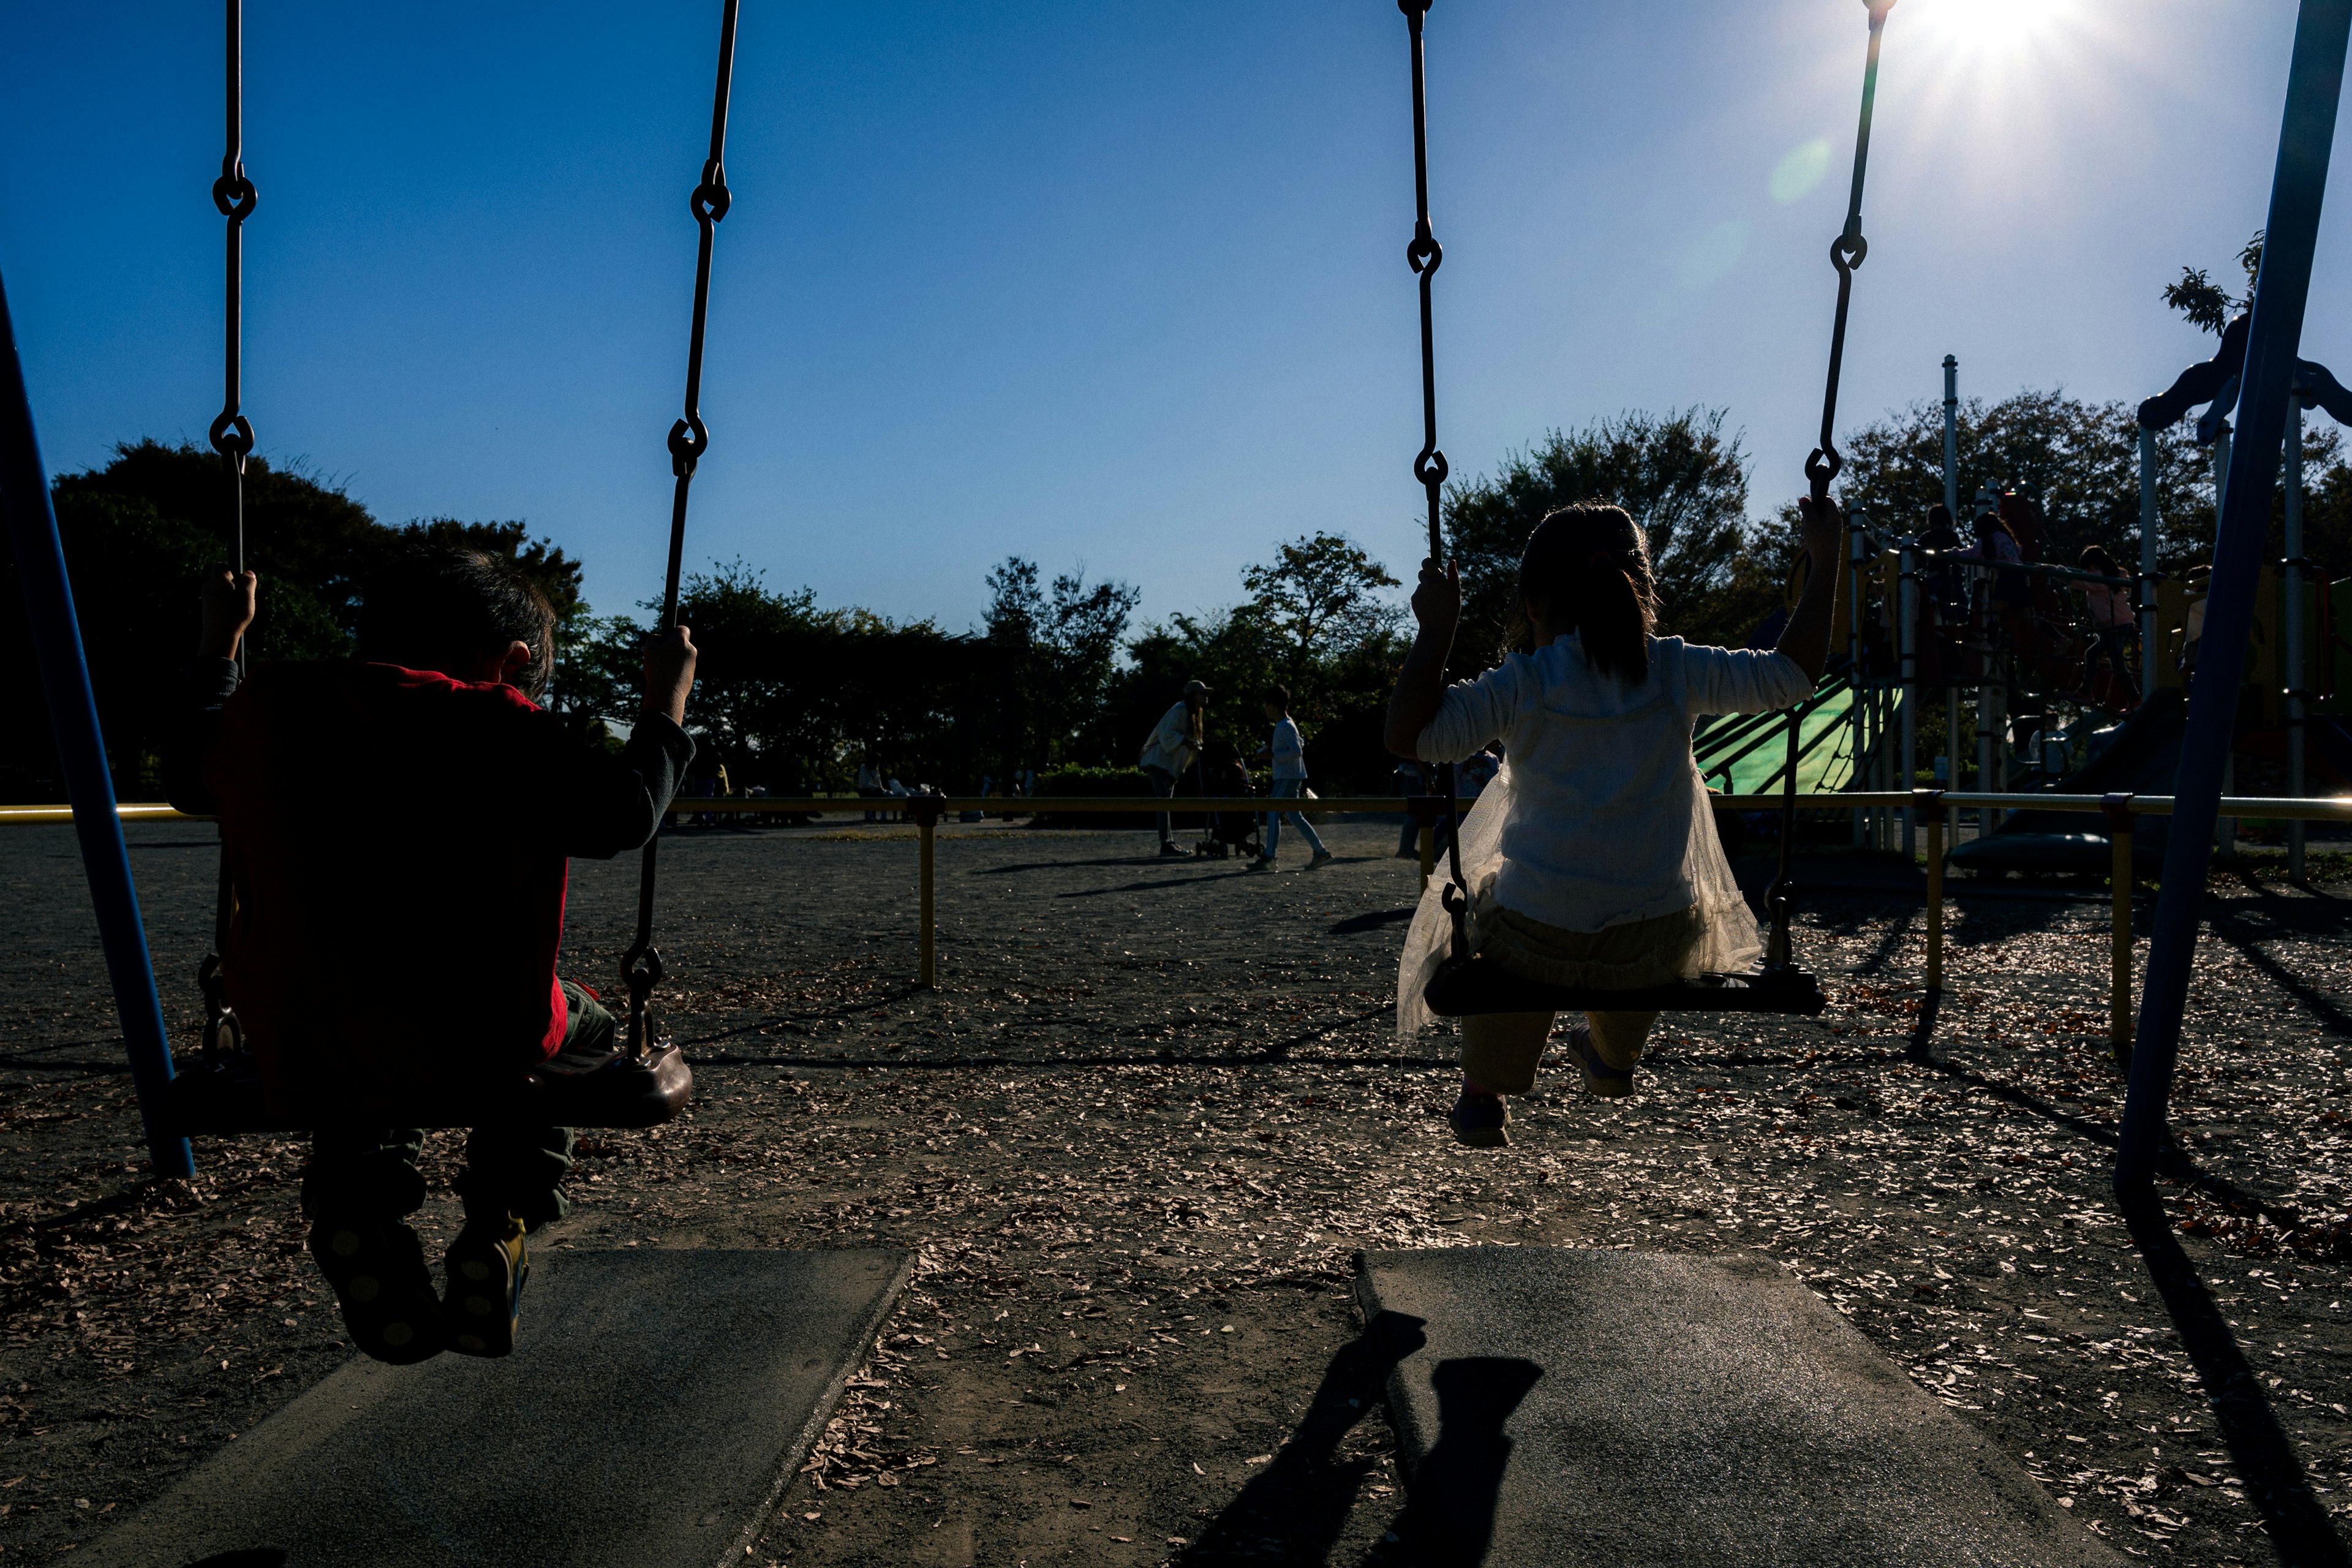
[1901,0,2086,66]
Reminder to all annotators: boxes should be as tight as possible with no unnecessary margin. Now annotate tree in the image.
[980,556,1139,777]
[2162,230,2264,336]
[1441,409,1754,668]
[3,440,594,799]
[1238,533,1401,681]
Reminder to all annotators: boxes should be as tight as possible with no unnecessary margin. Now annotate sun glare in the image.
[1905,0,2084,66]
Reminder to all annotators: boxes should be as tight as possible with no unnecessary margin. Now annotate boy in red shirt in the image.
[168,549,696,1363]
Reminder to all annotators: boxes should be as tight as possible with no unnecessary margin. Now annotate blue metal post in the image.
[0,265,194,1179]
[2118,0,2352,1190]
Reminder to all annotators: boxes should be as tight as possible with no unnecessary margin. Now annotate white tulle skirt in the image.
[1393,756,1760,1043]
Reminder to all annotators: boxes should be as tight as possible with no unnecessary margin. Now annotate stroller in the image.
[1194,742,1264,860]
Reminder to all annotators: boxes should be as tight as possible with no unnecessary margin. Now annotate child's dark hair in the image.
[1511,502,1657,686]
[1926,502,1954,530]
[2080,545,2120,577]
[356,548,557,700]
[1265,684,1290,709]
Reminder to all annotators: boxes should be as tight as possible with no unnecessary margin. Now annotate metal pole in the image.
[1900,537,1919,855]
[918,809,937,988]
[1920,791,1945,990]
[2103,793,2135,1069]
[2138,426,2162,702]
[1941,354,1959,516]
[2286,393,2309,880]
[1849,511,1868,846]
[2120,0,2352,1190]
[0,266,194,1180]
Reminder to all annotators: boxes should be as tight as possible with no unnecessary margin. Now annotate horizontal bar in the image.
[8,790,2350,827]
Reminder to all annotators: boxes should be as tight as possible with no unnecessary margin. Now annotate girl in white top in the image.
[1385,498,1841,1147]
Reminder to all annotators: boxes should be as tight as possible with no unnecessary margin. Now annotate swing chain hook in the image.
[620,943,663,1059]
[213,157,257,223]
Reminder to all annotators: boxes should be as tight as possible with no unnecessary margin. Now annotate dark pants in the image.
[300,980,611,1233]
[1144,764,1179,845]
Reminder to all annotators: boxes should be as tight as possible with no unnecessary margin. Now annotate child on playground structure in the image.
[165,549,697,1363]
[1385,499,1840,1147]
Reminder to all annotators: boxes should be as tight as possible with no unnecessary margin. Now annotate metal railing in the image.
[8,788,2343,1015]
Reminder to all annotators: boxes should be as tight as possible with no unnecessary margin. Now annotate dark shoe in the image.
[307,1214,446,1365]
[1307,850,1335,869]
[1448,1093,1509,1148]
[1245,857,1275,872]
[442,1212,530,1357]
[1568,1023,1636,1098]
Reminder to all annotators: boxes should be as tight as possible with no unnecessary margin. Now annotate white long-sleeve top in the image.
[1415,632,1811,933]
[1267,717,1307,780]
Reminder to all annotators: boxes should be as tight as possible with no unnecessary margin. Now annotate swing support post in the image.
[0,266,193,1180]
[912,796,944,988]
[2102,793,2135,1067]
[1913,789,1944,991]
[2119,0,2352,1190]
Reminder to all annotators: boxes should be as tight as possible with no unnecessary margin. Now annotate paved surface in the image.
[83,1248,911,1568]
[1356,1247,2119,1567]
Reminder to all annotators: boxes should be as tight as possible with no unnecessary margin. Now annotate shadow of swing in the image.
[1907,984,2350,1563]
[1177,1313,1539,1568]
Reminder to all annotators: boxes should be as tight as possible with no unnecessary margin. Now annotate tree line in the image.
[8,390,2336,804]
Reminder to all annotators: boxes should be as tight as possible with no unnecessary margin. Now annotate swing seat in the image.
[160,1044,692,1136]
[1422,956,1828,1018]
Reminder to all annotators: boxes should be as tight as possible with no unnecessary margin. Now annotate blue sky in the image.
[5,2,2346,633]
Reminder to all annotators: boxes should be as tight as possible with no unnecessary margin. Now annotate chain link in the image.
[1806,0,1894,503]
[1399,0,1447,563]
[208,0,257,574]
[624,0,741,1055]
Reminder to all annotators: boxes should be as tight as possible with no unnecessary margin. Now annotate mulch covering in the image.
[4,819,2351,1564]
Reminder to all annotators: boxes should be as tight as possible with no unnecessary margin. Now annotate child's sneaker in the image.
[306,1213,446,1365]
[442,1212,529,1357]
[1308,851,1335,869]
[1569,1023,1637,1098]
[1448,1093,1510,1148]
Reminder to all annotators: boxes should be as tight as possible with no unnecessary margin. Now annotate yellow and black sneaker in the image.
[306,1213,447,1366]
[442,1212,529,1357]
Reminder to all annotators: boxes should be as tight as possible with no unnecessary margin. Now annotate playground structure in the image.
[1689,352,2352,883]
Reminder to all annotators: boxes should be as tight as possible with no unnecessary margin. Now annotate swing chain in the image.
[625,0,740,1050]
[667,0,740,487]
[1400,0,1447,562]
[1398,0,1472,958]
[1806,0,1896,503]
[208,0,257,494]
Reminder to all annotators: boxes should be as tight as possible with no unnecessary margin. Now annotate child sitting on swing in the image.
[168,549,696,1362]
[1387,497,1839,1147]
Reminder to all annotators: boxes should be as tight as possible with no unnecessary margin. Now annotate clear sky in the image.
[5,2,2347,633]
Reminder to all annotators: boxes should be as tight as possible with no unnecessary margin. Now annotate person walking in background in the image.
[1139,678,1210,856]
[1250,685,1332,872]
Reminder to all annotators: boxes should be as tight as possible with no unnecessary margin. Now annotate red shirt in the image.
[203,663,578,1117]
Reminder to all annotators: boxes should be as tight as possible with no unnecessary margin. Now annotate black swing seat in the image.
[1422,957,1828,1018]
[160,1045,692,1136]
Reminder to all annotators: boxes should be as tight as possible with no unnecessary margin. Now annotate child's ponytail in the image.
[1511,503,1657,687]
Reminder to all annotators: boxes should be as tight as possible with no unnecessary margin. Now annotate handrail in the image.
[10,790,2350,826]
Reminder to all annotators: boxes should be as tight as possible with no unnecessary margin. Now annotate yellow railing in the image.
[10,791,2343,1023]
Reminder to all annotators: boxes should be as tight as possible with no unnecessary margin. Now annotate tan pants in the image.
[1458,902,1702,1096]
[1461,1008,1657,1096]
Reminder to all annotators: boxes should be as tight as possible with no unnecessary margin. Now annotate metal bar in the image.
[2121,0,2352,1191]
[0,266,192,1179]
[1850,511,1867,845]
[2139,425,2162,702]
[2104,794,2136,1067]
[1899,536,1918,854]
[1941,353,1959,516]
[1917,790,1945,991]
[22,790,2352,824]
[2287,393,2309,880]
[919,812,937,987]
